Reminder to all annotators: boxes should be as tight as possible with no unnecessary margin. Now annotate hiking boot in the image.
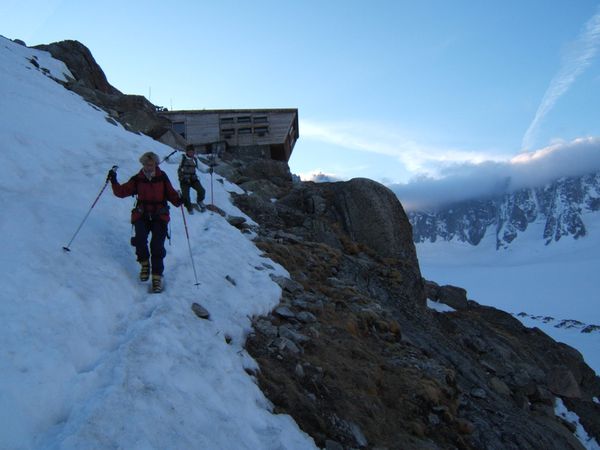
[152,274,163,293]
[139,260,150,282]
[187,206,194,215]
[195,202,206,212]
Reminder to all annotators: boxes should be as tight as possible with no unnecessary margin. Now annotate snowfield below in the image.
[418,217,600,375]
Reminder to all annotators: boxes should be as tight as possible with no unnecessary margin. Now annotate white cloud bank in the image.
[521,6,600,151]
[300,119,512,177]
[300,118,600,211]
[390,137,600,211]
[298,170,344,183]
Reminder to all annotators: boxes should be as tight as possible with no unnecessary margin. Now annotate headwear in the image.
[139,151,160,165]
[185,144,195,153]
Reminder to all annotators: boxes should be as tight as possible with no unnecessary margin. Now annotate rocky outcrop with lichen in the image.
[219,149,600,449]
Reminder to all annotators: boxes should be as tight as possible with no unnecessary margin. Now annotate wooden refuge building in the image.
[159,108,299,162]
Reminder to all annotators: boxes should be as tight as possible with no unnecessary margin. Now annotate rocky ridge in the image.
[409,172,600,249]
[31,39,172,139]
[216,153,600,449]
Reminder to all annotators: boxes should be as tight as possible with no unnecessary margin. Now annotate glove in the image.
[106,168,117,183]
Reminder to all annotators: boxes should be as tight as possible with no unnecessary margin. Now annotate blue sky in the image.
[3,0,600,208]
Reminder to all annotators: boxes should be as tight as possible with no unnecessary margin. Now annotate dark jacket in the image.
[111,167,182,223]
[178,155,200,183]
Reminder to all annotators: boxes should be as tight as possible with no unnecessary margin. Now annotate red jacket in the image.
[111,167,182,223]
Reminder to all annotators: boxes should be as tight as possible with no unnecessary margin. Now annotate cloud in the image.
[390,137,600,211]
[299,123,600,212]
[521,7,600,151]
[298,170,344,183]
[300,119,511,176]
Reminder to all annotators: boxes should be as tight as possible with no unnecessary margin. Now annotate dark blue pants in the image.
[180,178,205,209]
[133,218,168,275]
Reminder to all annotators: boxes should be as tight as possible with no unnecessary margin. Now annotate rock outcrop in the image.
[33,40,171,138]
[328,178,419,264]
[227,151,600,449]
[34,39,119,95]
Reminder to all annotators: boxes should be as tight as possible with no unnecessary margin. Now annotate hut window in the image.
[253,116,268,124]
[254,126,269,136]
[237,116,251,124]
[221,128,235,138]
[238,127,252,135]
[220,117,234,125]
[173,121,186,138]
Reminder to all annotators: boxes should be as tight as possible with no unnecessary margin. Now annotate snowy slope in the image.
[0,36,316,449]
[417,217,600,375]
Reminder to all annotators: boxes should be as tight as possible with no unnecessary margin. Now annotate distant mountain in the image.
[408,171,600,249]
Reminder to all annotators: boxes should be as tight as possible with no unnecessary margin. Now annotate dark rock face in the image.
[240,159,293,188]
[426,281,470,310]
[541,177,587,245]
[33,40,171,138]
[34,40,119,95]
[328,178,419,264]
[277,180,419,268]
[214,153,293,191]
[409,172,600,249]
[244,231,600,449]
[234,178,426,310]
[228,154,600,449]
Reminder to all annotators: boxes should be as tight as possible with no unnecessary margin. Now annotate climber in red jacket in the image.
[108,151,182,293]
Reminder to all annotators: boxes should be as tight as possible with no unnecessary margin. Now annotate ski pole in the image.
[63,165,118,252]
[160,149,178,164]
[210,168,214,206]
[209,153,215,206]
[180,203,200,286]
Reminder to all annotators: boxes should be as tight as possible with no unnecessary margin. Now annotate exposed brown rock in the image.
[233,154,600,449]
[548,366,582,398]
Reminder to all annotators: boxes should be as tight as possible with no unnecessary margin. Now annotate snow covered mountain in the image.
[412,173,600,385]
[0,35,316,449]
[409,172,600,249]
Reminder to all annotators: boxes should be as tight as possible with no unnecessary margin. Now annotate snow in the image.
[426,299,456,313]
[555,398,600,450]
[0,36,316,449]
[417,205,600,376]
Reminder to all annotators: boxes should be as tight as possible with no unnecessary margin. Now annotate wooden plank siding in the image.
[159,109,299,162]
